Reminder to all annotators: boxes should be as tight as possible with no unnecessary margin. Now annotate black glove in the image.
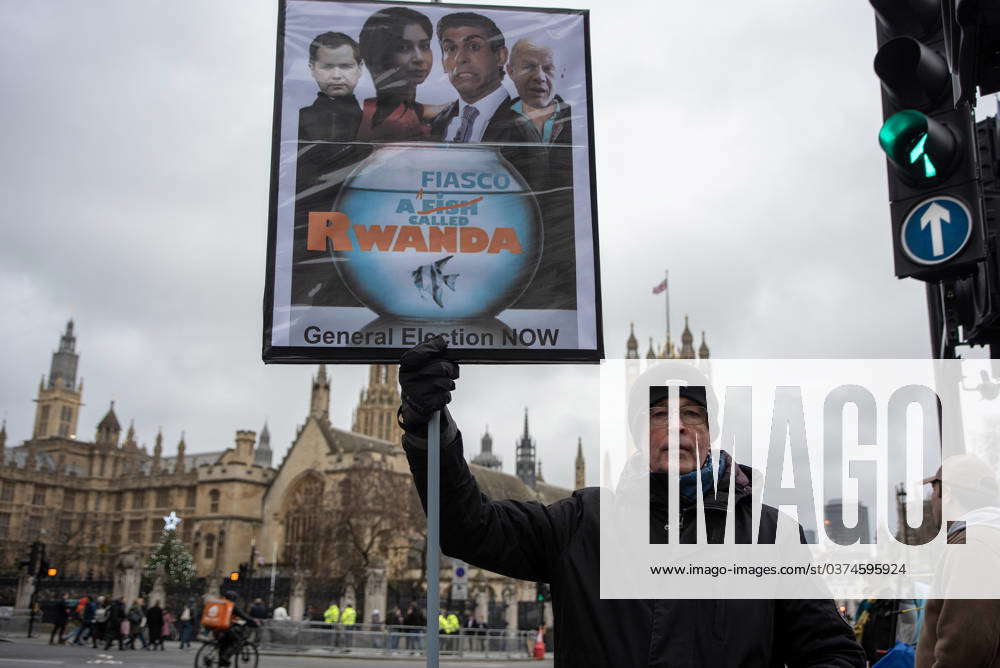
[398,336,460,437]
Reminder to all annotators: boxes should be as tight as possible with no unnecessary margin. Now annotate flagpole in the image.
[665,269,670,347]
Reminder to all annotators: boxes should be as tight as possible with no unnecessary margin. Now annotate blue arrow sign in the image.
[901,196,973,265]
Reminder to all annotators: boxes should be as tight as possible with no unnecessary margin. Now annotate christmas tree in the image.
[143,516,196,589]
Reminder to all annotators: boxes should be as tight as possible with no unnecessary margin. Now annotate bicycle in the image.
[194,622,259,668]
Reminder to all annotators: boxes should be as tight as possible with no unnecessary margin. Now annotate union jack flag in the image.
[652,279,668,295]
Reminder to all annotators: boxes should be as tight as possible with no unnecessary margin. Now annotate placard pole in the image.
[426,409,441,667]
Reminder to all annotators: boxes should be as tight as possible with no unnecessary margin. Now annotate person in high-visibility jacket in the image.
[323,603,340,624]
[446,612,460,634]
[341,605,356,626]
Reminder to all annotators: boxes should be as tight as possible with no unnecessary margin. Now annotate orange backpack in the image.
[200,598,234,630]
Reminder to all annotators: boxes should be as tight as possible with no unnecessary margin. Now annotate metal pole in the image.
[426,410,441,668]
[665,269,671,346]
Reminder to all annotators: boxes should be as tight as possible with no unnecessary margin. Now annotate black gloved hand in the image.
[398,336,460,436]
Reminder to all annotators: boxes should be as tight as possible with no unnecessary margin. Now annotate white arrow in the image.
[920,201,951,257]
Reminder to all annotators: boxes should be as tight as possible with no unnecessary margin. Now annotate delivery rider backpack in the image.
[200,598,234,630]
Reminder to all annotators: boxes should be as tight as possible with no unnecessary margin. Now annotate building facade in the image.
[1,323,577,625]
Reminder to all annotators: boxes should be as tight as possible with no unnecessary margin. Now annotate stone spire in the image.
[310,365,331,422]
[536,460,545,483]
[515,408,537,489]
[95,401,121,447]
[680,315,695,359]
[0,419,6,462]
[153,427,163,469]
[49,319,79,391]
[124,419,137,448]
[575,437,585,489]
[254,421,273,467]
[352,365,402,443]
[699,331,710,359]
[646,337,657,360]
[471,424,502,471]
[176,431,187,473]
[32,321,83,439]
[626,323,639,359]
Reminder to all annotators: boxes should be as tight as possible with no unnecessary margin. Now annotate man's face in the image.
[507,47,556,109]
[440,26,508,103]
[648,396,710,474]
[309,45,362,98]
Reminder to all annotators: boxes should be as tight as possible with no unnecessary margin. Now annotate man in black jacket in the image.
[397,337,865,667]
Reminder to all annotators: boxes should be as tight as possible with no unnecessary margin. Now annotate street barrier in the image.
[257,621,534,658]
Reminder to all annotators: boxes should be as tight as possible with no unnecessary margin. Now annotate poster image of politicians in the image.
[264,0,601,363]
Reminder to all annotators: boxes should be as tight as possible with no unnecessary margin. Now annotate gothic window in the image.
[339,477,353,507]
[282,475,325,568]
[128,519,143,545]
[181,521,192,544]
[0,513,9,538]
[132,490,147,509]
[94,494,101,512]
[1,481,13,502]
[22,516,42,541]
[115,493,124,511]
[61,406,72,421]
[186,487,197,507]
[40,405,50,423]
[150,524,160,544]
[204,533,215,559]
[59,519,72,542]
[155,489,170,508]
[209,489,220,513]
[32,486,47,505]
[63,490,75,510]
[110,521,122,544]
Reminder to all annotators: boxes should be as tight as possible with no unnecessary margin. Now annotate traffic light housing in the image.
[873,0,987,279]
[951,114,1000,344]
[944,0,1000,105]
[534,582,551,602]
[229,570,240,582]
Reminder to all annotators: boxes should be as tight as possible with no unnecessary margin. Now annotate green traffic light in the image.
[878,110,954,183]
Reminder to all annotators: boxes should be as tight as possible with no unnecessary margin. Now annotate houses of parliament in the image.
[0,322,591,614]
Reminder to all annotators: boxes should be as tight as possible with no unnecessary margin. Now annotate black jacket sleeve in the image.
[776,598,866,667]
[403,426,582,583]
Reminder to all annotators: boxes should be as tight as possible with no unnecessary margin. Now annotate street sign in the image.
[901,196,973,265]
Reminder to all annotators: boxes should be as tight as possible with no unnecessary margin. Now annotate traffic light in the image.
[534,582,551,602]
[46,567,59,578]
[943,0,1000,105]
[19,541,44,573]
[872,0,987,279]
[951,113,1000,344]
[229,570,240,582]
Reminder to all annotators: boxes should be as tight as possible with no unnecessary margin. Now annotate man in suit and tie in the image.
[431,12,515,143]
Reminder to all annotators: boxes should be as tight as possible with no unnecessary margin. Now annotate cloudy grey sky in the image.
[2,0,992,491]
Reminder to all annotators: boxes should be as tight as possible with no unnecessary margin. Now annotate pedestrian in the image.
[272,603,290,620]
[125,598,145,649]
[103,598,126,651]
[341,603,356,649]
[916,454,1000,667]
[388,606,404,649]
[397,338,867,667]
[163,607,175,643]
[49,593,71,645]
[146,600,164,650]
[250,598,268,621]
[178,599,195,649]
[91,596,109,649]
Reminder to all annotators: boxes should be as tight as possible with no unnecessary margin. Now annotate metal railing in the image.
[256,621,534,658]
